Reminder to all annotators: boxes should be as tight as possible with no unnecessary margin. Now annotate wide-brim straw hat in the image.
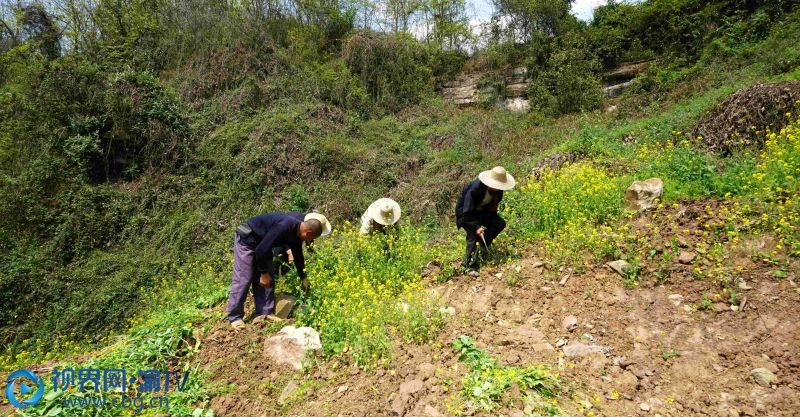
[304,213,332,236]
[368,198,401,226]
[478,166,516,190]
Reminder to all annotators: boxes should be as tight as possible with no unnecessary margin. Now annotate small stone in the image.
[738,280,753,290]
[730,305,740,312]
[640,402,651,411]
[278,380,299,405]
[750,368,777,387]
[678,251,696,264]
[683,304,692,312]
[555,338,568,348]
[562,315,578,331]
[607,260,632,276]
[667,294,684,306]
[337,384,348,394]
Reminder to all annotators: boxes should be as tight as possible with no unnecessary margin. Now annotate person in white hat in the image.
[455,166,516,276]
[360,198,402,235]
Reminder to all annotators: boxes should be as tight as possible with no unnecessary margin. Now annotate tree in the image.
[491,0,574,42]
[425,0,470,50]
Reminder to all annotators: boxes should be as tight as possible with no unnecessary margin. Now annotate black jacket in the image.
[455,179,503,230]
[243,213,306,277]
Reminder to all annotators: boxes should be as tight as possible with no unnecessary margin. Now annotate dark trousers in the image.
[464,212,506,270]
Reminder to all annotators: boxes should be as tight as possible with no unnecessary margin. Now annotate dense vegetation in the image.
[1,2,800,414]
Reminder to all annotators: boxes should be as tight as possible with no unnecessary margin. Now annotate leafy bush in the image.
[342,31,433,112]
[526,36,604,116]
[453,335,561,413]
[104,70,191,178]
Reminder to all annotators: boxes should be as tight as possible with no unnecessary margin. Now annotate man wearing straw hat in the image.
[456,166,516,276]
[360,198,402,235]
[227,212,324,330]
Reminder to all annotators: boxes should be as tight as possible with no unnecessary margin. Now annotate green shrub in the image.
[342,31,433,112]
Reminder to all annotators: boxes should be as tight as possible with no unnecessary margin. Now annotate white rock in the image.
[264,326,322,370]
[562,315,578,331]
[562,342,605,358]
[625,178,664,211]
[607,260,632,276]
[667,294,684,306]
[751,368,777,387]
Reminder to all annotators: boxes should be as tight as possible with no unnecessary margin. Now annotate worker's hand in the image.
[286,249,294,263]
[476,227,486,238]
[301,277,310,292]
[259,272,273,288]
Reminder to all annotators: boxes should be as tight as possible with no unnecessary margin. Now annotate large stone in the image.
[275,293,297,319]
[625,178,664,211]
[751,368,777,387]
[505,98,530,112]
[264,326,322,370]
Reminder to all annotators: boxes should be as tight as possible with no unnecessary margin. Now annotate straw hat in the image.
[478,166,516,190]
[304,212,332,236]
[368,198,401,226]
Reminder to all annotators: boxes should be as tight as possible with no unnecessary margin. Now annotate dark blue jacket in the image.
[455,179,503,230]
[244,213,306,278]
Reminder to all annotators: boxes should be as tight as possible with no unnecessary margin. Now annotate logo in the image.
[5,369,44,409]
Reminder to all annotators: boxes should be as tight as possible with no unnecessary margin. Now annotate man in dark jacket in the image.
[274,212,331,276]
[227,213,323,329]
[456,166,516,276]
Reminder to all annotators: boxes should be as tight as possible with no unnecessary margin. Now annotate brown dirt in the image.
[694,82,800,153]
[197,240,800,417]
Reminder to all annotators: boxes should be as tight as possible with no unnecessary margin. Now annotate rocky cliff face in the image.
[441,61,651,110]
[603,60,651,98]
[440,67,530,112]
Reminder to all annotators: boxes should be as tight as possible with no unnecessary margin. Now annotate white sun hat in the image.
[368,198,402,226]
[304,212,332,236]
[478,166,516,190]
